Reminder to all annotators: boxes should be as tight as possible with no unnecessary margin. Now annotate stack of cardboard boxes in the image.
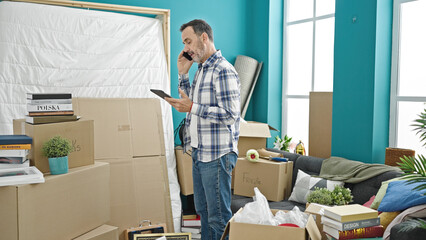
[0,98,172,240]
[73,98,173,240]
[1,116,115,240]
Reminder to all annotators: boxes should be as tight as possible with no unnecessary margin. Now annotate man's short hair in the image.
[180,19,214,42]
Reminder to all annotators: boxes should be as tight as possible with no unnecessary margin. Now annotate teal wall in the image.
[86,0,393,163]
[332,0,392,163]
[87,0,278,145]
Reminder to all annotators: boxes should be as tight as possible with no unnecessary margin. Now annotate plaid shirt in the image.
[179,50,240,162]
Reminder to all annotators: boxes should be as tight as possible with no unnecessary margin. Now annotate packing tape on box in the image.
[118,125,131,131]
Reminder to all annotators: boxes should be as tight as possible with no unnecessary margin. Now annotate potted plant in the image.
[307,185,354,206]
[42,136,72,175]
[397,108,426,231]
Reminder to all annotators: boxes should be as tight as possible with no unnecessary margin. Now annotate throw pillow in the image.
[288,169,344,204]
[378,180,426,212]
[379,211,401,231]
[370,176,403,209]
[363,195,376,208]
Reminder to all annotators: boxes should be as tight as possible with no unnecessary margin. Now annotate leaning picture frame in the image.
[0,166,45,187]
[133,232,191,240]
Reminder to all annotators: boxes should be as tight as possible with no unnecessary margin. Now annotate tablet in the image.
[150,89,172,99]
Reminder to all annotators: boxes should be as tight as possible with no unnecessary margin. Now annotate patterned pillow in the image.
[288,169,344,204]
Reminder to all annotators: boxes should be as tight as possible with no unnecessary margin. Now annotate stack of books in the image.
[181,213,201,240]
[0,135,44,186]
[322,204,384,240]
[26,93,79,124]
[0,135,32,169]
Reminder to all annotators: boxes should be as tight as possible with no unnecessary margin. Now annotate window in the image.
[282,0,335,153]
[390,0,426,156]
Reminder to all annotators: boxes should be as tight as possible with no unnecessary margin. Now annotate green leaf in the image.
[398,218,426,232]
[42,136,72,158]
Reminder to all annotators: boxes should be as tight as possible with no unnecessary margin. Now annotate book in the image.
[322,215,381,231]
[0,144,31,150]
[27,99,72,104]
[323,224,384,240]
[0,149,28,157]
[182,215,201,227]
[26,115,80,124]
[28,111,74,116]
[323,204,378,222]
[0,156,27,164]
[0,159,30,169]
[191,232,201,239]
[27,103,73,112]
[0,166,45,187]
[26,93,72,100]
[182,214,198,220]
[325,233,383,240]
[181,226,201,234]
[0,135,32,145]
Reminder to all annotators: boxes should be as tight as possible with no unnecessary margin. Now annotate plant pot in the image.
[48,156,69,175]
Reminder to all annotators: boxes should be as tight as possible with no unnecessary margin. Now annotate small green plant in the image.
[307,185,353,206]
[273,135,292,152]
[42,136,72,158]
[307,187,333,205]
[331,185,353,205]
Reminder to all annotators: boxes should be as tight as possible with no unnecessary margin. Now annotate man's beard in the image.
[192,38,206,63]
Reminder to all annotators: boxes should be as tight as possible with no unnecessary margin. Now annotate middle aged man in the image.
[166,19,240,240]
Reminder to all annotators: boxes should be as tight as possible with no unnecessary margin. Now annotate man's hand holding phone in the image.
[177,50,194,75]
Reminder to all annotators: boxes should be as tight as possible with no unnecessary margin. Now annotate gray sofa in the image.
[231,149,426,240]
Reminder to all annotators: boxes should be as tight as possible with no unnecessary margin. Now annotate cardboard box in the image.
[221,209,321,240]
[309,92,333,158]
[73,225,119,240]
[98,156,173,240]
[0,161,110,240]
[233,158,293,202]
[238,121,277,157]
[73,98,165,159]
[13,118,94,173]
[175,147,193,195]
[305,203,330,240]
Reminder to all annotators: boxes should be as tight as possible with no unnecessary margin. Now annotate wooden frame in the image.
[133,232,191,240]
[6,0,171,80]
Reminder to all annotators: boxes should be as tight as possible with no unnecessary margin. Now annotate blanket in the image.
[319,157,402,183]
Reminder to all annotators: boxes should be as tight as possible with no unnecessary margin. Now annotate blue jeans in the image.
[192,148,237,240]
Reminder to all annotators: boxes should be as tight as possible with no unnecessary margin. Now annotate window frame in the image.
[282,0,335,146]
[389,0,426,148]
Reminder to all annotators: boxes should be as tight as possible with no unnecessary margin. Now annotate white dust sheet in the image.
[0,1,181,231]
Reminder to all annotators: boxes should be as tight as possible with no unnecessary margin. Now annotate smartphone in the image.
[150,89,172,99]
[182,51,193,61]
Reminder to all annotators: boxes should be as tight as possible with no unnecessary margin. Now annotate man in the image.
[165,19,240,240]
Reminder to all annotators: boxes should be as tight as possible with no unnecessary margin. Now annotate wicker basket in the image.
[385,147,415,166]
